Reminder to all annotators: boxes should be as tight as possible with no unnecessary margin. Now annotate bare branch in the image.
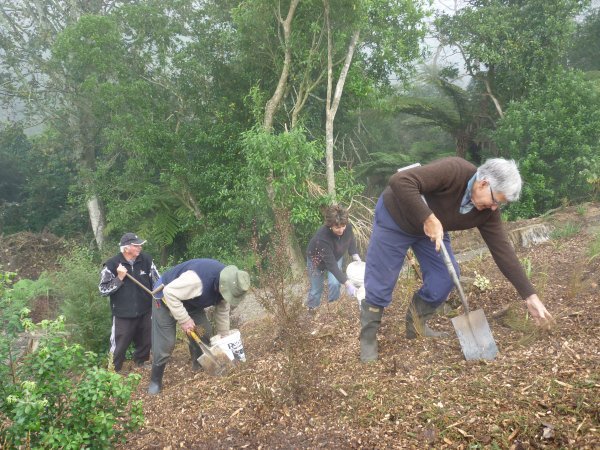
[483,78,504,118]
[263,0,300,130]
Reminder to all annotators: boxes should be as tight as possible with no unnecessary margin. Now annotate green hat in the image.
[219,265,250,306]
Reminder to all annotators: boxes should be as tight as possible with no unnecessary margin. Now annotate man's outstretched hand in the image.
[525,294,555,327]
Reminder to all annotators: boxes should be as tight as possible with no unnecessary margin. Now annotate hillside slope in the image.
[121,203,599,449]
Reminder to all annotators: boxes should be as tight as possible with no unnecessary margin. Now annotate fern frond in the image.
[152,208,180,246]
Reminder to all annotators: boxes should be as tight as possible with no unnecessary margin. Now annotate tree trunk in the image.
[70,111,106,250]
[262,0,304,277]
[455,131,470,159]
[324,0,360,198]
[263,0,299,131]
[87,195,105,250]
[484,78,504,119]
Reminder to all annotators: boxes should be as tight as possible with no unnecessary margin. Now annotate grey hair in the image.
[476,158,522,202]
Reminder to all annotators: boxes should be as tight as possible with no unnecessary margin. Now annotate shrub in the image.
[251,209,318,405]
[473,271,491,291]
[0,271,25,336]
[494,69,600,218]
[0,316,143,448]
[52,246,112,354]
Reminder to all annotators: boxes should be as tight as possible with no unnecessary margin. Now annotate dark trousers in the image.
[364,195,460,308]
[151,300,212,367]
[110,310,152,371]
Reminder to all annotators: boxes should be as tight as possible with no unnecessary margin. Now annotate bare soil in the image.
[118,203,599,449]
[0,231,68,282]
[0,231,67,322]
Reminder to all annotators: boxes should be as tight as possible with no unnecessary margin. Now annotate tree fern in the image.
[381,66,494,159]
[150,204,181,247]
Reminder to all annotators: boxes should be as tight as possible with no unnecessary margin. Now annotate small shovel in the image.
[440,242,498,360]
[188,330,233,376]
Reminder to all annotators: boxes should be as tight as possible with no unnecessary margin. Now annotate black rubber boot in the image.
[405,292,449,339]
[359,301,384,362]
[147,364,166,395]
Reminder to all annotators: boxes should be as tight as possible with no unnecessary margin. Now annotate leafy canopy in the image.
[494,69,600,217]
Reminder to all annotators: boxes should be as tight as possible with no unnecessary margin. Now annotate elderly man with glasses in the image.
[359,157,553,362]
[99,233,160,372]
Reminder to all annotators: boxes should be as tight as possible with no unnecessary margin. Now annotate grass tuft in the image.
[550,221,581,239]
[588,231,600,261]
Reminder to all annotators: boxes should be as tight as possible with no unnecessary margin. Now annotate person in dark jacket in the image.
[360,158,554,362]
[306,204,361,310]
[147,259,250,395]
[99,232,159,372]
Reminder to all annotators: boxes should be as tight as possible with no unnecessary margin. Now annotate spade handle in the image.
[419,190,470,314]
[439,242,470,314]
[124,272,164,296]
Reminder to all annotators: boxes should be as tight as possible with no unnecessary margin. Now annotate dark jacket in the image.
[382,156,534,299]
[99,252,155,318]
[307,223,358,284]
[153,259,226,312]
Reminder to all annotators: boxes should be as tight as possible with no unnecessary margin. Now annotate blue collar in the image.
[459,174,477,214]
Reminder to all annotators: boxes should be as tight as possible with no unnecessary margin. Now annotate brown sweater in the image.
[382,157,535,299]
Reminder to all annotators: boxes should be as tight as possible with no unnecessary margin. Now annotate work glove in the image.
[352,254,361,262]
[345,280,357,297]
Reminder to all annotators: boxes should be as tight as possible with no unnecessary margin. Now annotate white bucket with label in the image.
[210,329,246,362]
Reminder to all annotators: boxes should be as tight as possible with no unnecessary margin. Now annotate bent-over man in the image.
[148,258,250,394]
[360,157,553,362]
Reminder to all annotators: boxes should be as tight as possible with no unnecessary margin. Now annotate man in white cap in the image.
[147,258,250,394]
[99,232,159,372]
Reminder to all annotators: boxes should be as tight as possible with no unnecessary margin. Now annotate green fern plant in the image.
[151,204,183,247]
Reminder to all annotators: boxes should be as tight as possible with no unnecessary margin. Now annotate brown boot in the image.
[406,293,449,339]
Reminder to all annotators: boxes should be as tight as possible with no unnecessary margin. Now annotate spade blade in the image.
[451,309,498,361]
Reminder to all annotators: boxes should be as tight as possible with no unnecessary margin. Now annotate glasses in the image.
[489,185,506,208]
